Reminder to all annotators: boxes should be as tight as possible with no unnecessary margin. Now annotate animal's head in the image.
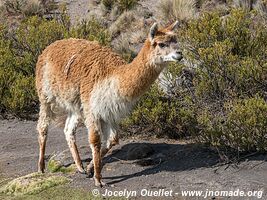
[148,21,183,67]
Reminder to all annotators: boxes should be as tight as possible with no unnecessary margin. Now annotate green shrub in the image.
[225,97,267,151]
[182,9,267,100]
[70,18,111,45]
[13,16,68,75]
[0,16,68,116]
[197,97,267,152]
[181,9,267,153]
[0,68,16,113]
[5,75,37,115]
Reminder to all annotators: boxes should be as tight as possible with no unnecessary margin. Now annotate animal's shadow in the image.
[97,142,267,185]
[62,142,266,185]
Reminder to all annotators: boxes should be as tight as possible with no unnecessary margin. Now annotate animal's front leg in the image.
[87,138,119,177]
[86,147,110,177]
[88,125,106,187]
[87,125,119,177]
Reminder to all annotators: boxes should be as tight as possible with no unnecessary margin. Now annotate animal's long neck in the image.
[117,40,163,100]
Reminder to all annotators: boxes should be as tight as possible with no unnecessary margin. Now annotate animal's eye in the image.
[170,37,177,43]
[158,43,167,48]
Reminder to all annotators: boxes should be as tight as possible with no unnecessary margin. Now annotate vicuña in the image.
[35,21,183,187]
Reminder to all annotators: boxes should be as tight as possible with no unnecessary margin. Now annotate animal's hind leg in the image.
[64,113,85,173]
[37,103,51,173]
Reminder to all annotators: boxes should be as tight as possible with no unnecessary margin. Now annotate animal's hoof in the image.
[77,168,86,174]
[86,164,94,178]
[86,171,94,178]
[94,179,107,187]
[38,168,45,173]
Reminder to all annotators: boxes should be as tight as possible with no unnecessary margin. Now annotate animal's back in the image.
[36,38,126,113]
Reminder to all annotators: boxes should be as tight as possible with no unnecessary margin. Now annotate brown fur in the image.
[36,39,126,103]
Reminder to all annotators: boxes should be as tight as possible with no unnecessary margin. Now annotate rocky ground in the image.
[0,119,266,199]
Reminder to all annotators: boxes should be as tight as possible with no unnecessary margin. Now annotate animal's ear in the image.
[149,22,158,43]
[165,20,179,32]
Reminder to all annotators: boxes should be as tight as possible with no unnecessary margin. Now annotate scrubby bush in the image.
[5,75,37,115]
[182,9,267,153]
[101,0,116,10]
[182,9,267,100]
[197,97,267,152]
[116,0,138,11]
[101,0,138,12]
[1,0,57,17]
[124,9,267,154]
[0,15,110,117]
[70,18,111,45]
[122,82,198,139]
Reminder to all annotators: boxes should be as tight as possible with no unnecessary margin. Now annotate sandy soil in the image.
[0,119,266,199]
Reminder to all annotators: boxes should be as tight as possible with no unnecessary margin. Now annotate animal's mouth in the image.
[163,54,183,62]
[172,55,183,62]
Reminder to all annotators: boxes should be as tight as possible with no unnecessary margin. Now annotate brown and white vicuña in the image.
[35,21,183,187]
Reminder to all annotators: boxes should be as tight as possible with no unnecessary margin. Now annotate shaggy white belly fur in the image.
[90,77,137,125]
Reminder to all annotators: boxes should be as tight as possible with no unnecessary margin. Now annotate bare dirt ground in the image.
[0,1,266,199]
[55,0,90,24]
[0,119,266,199]
[55,0,160,24]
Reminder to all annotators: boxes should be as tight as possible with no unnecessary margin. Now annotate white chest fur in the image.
[89,77,136,125]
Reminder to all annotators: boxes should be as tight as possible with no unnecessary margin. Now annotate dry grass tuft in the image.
[254,0,267,18]
[112,33,137,62]
[159,0,198,22]
[108,7,149,61]
[109,10,136,36]
[232,0,253,11]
